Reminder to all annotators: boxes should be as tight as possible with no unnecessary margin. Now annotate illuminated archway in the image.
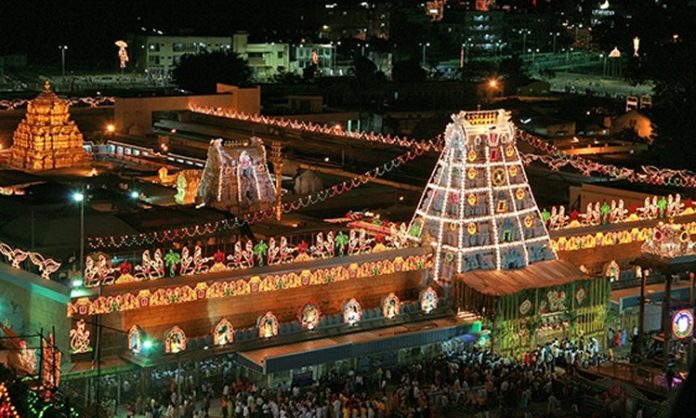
[298,303,321,330]
[382,293,400,319]
[164,326,187,354]
[420,287,439,314]
[128,325,144,354]
[213,318,234,346]
[257,312,279,338]
[343,298,362,326]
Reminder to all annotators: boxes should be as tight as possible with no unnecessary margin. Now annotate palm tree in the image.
[253,241,269,266]
[164,250,181,277]
[335,232,349,256]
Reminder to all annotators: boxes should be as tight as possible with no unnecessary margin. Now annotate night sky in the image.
[0,0,323,68]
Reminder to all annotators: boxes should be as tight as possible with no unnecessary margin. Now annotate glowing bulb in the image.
[72,192,84,202]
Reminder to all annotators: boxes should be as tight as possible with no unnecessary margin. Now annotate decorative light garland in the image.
[0,383,20,418]
[87,145,429,249]
[190,105,442,152]
[0,241,61,280]
[87,109,696,251]
[67,253,431,317]
[548,222,696,253]
[193,104,696,189]
[543,194,691,231]
[83,228,408,287]
[0,96,115,111]
[517,131,696,188]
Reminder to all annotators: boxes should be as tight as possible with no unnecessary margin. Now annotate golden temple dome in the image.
[9,81,86,171]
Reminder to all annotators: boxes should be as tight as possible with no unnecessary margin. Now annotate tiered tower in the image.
[408,109,555,282]
[197,137,276,214]
[10,81,85,171]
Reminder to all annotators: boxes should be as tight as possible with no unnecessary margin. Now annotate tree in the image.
[498,55,531,95]
[302,64,317,81]
[392,60,427,83]
[172,51,252,94]
[351,56,383,89]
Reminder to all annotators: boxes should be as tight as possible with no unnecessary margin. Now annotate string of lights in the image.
[517,131,696,187]
[87,145,429,249]
[88,108,696,250]
[0,96,115,110]
[189,105,444,152]
[192,104,696,188]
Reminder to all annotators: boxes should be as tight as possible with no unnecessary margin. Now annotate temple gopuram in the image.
[10,81,85,171]
[408,110,610,357]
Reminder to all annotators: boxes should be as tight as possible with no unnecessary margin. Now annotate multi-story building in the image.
[232,33,290,80]
[505,12,555,54]
[128,35,233,79]
[441,10,506,53]
[291,44,335,75]
[320,2,391,41]
[128,33,289,81]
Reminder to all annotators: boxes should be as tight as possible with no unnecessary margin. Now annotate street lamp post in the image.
[59,45,68,77]
[601,53,607,76]
[519,29,531,56]
[550,32,560,54]
[419,42,430,67]
[72,190,85,274]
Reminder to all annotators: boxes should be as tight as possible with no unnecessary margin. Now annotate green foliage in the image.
[392,60,427,83]
[302,64,317,81]
[498,55,531,95]
[351,56,383,89]
[172,51,252,94]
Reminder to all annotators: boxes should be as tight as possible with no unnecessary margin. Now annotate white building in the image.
[129,33,290,81]
[292,44,335,75]
[129,35,233,79]
[232,33,290,80]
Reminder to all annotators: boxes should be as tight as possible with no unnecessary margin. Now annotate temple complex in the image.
[9,81,85,171]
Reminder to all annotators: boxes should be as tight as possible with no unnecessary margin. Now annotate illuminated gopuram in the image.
[408,109,609,356]
[10,81,85,171]
[407,109,555,282]
[197,138,276,214]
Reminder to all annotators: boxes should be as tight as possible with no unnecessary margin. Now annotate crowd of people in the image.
[59,335,645,418]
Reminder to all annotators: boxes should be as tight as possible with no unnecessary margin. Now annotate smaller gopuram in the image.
[197,137,276,214]
[10,81,85,171]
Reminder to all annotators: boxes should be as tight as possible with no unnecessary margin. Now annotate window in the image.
[173,43,184,52]
[277,51,284,59]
